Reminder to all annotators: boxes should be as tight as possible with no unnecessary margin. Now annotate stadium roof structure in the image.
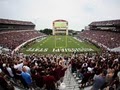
[0,18,35,26]
[89,19,120,26]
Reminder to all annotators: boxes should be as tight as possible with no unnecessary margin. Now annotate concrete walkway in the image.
[60,67,92,90]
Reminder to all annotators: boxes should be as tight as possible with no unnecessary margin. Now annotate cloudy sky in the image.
[0,0,120,31]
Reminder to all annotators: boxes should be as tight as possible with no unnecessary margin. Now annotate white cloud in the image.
[0,0,120,30]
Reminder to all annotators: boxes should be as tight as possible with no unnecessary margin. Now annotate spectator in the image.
[6,64,14,78]
[0,68,14,90]
[91,70,107,90]
[0,68,8,90]
[43,71,56,90]
[21,66,32,90]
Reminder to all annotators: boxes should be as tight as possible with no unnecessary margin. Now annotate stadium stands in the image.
[0,30,45,50]
[0,18,120,90]
[0,19,46,52]
[0,51,120,90]
[78,19,120,52]
[79,30,120,49]
[71,20,120,89]
[0,53,67,90]
[71,52,120,89]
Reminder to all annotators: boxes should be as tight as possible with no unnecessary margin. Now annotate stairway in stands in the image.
[61,67,92,90]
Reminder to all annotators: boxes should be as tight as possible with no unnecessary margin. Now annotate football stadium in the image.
[18,20,100,54]
[0,0,120,90]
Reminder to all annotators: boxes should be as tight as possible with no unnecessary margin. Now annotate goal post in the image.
[53,20,68,48]
[54,35,68,48]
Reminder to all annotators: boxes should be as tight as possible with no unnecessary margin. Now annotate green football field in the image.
[21,35,100,54]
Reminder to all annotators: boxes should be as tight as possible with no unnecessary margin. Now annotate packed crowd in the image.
[78,30,120,49]
[0,53,68,90]
[71,52,120,90]
[0,51,120,90]
[0,30,45,50]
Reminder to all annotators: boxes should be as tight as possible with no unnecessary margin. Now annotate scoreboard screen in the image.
[54,22,67,28]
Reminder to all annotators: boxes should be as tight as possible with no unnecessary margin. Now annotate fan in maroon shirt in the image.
[52,65,62,82]
[43,71,56,90]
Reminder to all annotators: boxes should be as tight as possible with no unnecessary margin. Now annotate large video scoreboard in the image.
[53,20,68,35]
[53,20,68,29]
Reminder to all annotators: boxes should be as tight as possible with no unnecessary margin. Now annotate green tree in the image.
[39,28,52,35]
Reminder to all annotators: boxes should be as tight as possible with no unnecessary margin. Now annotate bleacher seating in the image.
[0,18,120,90]
[70,52,120,89]
[0,30,45,50]
[0,53,67,90]
[78,30,120,49]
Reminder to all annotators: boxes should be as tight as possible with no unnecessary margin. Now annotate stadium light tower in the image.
[53,20,68,35]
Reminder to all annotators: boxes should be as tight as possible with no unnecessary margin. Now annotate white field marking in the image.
[73,37,83,42]
[26,48,94,53]
[52,48,60,52]
[26,48,48,52]
[37,36,47,43]
[26,48,33,51]
[76,48,80,52]
[56,38,61,40]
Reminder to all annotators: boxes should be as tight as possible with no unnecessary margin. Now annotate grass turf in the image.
[21,35,100,54]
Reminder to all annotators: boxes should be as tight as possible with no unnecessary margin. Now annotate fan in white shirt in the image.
[6,64,14,77]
